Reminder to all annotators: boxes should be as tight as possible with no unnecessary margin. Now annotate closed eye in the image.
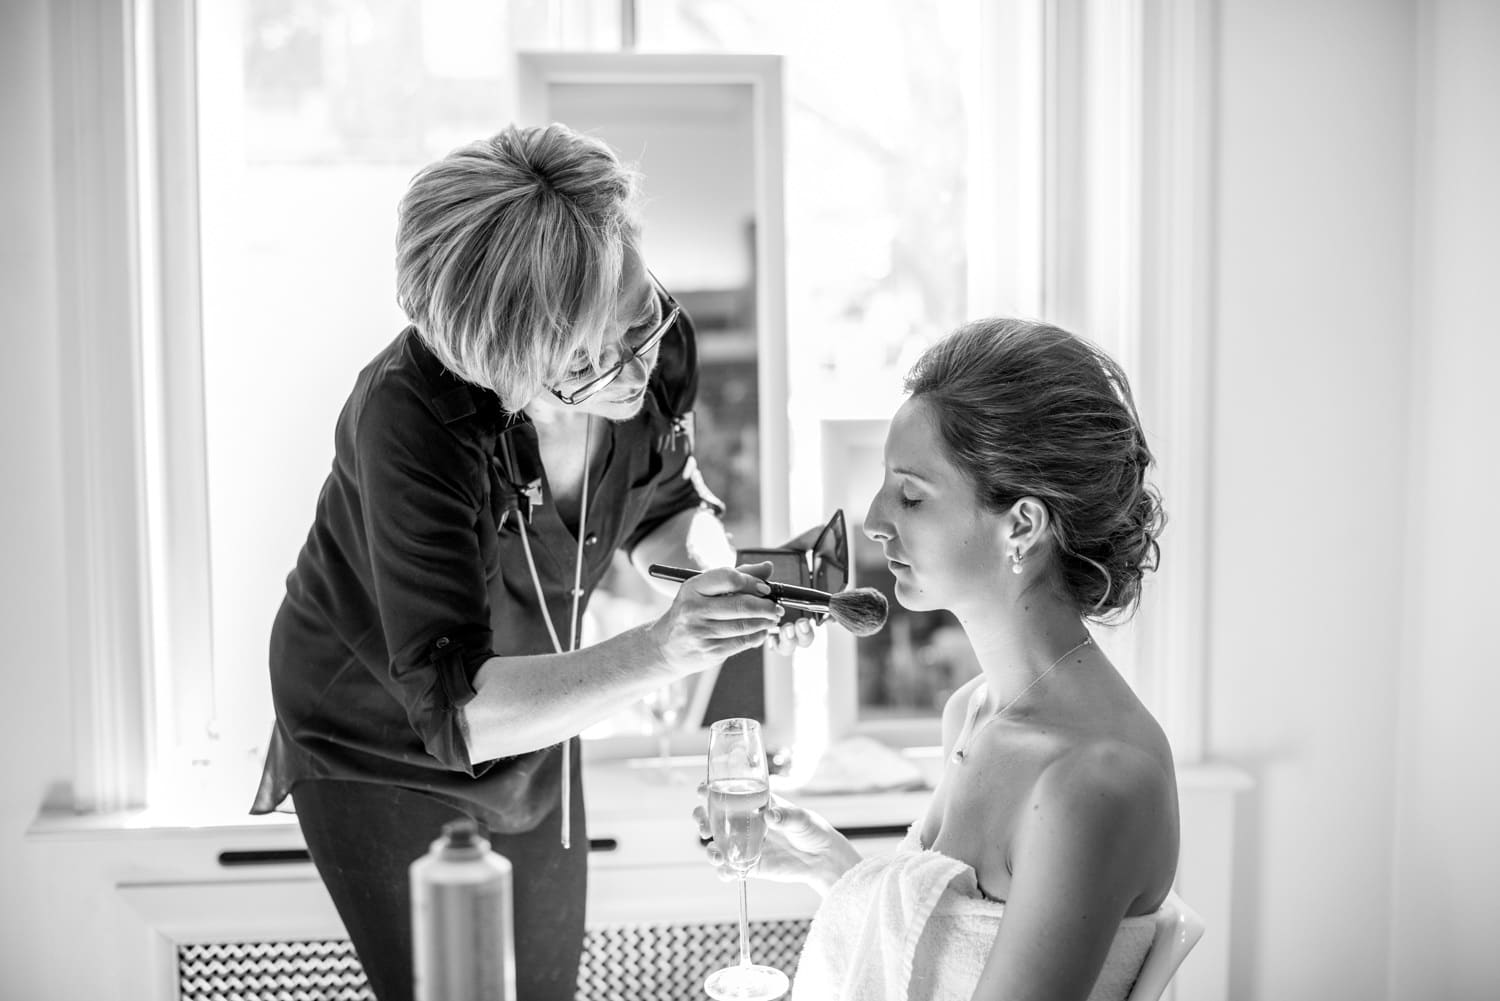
[628,303,665,345]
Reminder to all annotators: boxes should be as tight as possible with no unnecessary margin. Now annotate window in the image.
[63,0,1210,812]
[624,0,1221,767]
[628,1,990,736]
[177,1,574,810]
[182,0,1003,802]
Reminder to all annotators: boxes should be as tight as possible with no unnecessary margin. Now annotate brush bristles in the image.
[827,587,890,637]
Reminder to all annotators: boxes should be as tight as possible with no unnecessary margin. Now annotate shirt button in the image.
[584,533,599,547]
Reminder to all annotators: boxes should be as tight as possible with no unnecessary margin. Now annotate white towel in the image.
[792,827,1155,1001]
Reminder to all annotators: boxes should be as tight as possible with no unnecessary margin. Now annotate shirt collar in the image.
[402,326,517,429]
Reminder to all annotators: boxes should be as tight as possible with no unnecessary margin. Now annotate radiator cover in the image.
[176,919,812,1000]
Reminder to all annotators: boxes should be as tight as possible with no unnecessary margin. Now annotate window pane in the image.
[195,0,556,776]
[195,0,766,772]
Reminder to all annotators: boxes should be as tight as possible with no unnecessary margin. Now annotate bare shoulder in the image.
[1013,738,1179,913]
[1032,665,1178,829]
[1034,739,1176,843]
[1041,738,1172,806]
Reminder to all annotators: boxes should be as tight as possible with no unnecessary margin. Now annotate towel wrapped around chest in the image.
[792,827,1154,1001]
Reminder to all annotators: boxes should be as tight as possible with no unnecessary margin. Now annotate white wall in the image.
[1208,1,1499,1000]
[3,1,1497,999]
[1208,2,1416,999]
[1389,1,1500,999]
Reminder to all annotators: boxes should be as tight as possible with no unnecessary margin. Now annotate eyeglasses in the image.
[548,272,682,406]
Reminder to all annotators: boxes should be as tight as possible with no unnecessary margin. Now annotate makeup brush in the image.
[648,564,890,638]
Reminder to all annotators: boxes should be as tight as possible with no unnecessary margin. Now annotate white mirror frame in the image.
[516,52,793,753]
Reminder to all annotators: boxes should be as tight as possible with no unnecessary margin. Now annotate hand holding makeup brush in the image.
[649,563,889,638]
[645,564,789,676]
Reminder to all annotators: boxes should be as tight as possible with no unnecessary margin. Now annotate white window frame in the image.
[58,0,1213,814]
[53,0,155,814]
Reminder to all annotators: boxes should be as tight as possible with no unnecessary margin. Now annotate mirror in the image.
[516,53,789,745]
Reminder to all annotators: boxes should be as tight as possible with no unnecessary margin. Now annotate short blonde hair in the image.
[395,123,641,405]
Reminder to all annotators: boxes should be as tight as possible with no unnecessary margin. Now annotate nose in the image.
[630,340,660,376]
[621,333,663,379]
[863,490,892,543]
[610,354,652,397]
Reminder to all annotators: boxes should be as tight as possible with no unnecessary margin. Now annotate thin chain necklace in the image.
[951,635,1093,764]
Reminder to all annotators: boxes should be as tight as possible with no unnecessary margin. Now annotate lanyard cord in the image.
[514,415,592,850]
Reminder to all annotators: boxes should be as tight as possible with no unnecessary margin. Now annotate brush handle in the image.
[647,564,833,609]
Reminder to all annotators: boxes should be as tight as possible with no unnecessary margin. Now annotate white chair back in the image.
[1123,890,1205,1001]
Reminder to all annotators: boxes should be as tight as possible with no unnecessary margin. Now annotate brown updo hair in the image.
[906,318,1165,619]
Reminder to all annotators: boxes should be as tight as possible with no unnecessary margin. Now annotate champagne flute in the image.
[703,718,789,1001]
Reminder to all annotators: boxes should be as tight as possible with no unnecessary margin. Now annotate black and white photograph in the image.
[2,1,1496,999]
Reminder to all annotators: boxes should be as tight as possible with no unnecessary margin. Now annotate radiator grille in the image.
[577,919,809,1001]
[178,940,374,1000]
[176,920,810,1000]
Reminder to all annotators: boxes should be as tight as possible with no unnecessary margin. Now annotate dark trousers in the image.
[292,774,587,1001]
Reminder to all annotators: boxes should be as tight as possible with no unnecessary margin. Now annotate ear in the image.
[1003,497,1051,554]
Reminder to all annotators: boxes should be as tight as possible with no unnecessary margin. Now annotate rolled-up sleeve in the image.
[353,382,496,775]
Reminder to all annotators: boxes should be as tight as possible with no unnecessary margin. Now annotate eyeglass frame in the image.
[547,271,682,406]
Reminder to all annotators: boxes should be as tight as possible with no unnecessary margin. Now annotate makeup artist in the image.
[250,122,810,1001]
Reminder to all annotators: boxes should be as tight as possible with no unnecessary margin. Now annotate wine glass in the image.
[640,677,694,782]
[703,717,790,1001]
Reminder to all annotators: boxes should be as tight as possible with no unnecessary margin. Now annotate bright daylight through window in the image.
[165,0,1106,810]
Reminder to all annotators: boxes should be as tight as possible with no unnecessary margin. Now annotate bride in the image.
[698,317,1178,1001]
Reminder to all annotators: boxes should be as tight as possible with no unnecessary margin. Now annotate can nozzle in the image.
[441,818,479,846]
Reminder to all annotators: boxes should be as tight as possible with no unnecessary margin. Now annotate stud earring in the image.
[1010,550,1024,575]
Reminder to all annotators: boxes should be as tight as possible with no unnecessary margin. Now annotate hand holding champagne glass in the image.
[703,718,789,1001]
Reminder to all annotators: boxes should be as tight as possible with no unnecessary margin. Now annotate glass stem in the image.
[737,874,751,967]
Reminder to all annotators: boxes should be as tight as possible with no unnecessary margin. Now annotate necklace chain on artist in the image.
[951,635,1093,764]
[514,415,593,849]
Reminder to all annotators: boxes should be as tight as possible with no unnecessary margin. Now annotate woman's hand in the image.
[648,563,784,676]
[693,789,862,894]
[753,521,835,656]
[763,615,817,656]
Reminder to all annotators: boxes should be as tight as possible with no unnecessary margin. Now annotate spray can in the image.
[410,818,516,1001]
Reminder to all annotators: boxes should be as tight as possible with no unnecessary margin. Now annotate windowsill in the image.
[26,752,1249,843]
[27,803,300,840]
[586,755,936,831]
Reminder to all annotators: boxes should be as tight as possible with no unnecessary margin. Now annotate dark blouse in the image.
[251,316,719,833]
